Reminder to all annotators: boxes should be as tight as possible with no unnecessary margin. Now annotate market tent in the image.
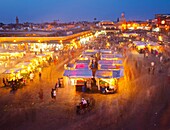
[101,53,123,60]
[84,50,99,53]
[78,57,89,60]
[24,56,38,62]
[36,54,46,57]
[99,49,112,54]
[3,68,22,74]
[98,60,123,65]
[63,69,93,78]
[114,53,123,58]
[75,60,91,64]
[15,62,31,68]
[101,54,116,60]
[95,69,124,79]
[133,41,146,46]
[95,70,113,79]
[99,64,123,70]
[147,41,158,46]
[147,41,160,52]
[82,51,97,56]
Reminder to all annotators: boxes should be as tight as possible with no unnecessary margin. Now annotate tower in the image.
[119,12,126,23]
[16,16,19,25]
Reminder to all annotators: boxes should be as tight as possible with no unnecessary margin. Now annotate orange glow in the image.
[122,24,127,30]
[158,36,163,41]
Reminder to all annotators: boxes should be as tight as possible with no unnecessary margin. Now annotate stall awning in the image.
[98,60,123,65]
[36,54,46,57]
[95,69,124,79]
[76,60,90,64]
[82,50,98,57]
[63,69,93,78]
[82,52,97,57]
[114,53,123,58]
[99,64,123,70]
[95,70,112,78]
[101,54,116,60]
[84,50,99,53]
[101,54,123,60]
[15,62,31,68]
[3,68,22,74]
[99,49,112,54]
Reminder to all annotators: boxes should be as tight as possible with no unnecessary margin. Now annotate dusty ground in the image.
[0,49,170,130]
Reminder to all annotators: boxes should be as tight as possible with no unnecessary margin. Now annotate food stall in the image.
[35,54,51,67]
[15,62,34,77]
[147,41,161,53]
[95,69,124,93]
[3,68,23,81]
[133,41,146,53]
[63,69,93,91]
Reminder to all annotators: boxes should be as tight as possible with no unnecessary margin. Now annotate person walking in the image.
[160,55,163,63]
[150,61,155,75]
[38,88,43,100]
[53,89,56,100]
[145,52,149,58]
[54,82,59,90]
[58,78,61,88]
[39,72,42,80]
[51,88,56,100]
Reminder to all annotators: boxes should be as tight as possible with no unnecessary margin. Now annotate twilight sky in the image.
[0,0,170,23]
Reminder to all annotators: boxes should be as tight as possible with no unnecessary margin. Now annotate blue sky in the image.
[0,0,170,23]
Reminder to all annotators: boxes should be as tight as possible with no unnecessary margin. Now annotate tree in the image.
[0,23,4,27]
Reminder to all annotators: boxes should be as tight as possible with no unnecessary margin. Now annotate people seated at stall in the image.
[105,87,114,93]
[104,83,115,93]
[81,98,88,108]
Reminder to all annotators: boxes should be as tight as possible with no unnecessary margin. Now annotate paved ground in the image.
[0,47,170,130]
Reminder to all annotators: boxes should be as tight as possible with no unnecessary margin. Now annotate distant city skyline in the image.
[0,0,170,23]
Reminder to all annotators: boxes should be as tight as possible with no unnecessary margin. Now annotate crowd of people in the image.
[2,77,26,90]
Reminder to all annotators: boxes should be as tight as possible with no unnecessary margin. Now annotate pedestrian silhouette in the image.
[39,72,42,80]
[38,88,43,100]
